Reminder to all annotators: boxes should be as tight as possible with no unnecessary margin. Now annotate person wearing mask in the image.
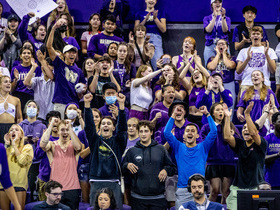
[64,103,84,135]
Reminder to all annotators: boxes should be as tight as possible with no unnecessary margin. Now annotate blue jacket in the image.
[180,200,224,210]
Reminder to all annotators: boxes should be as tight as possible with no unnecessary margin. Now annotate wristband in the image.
[264,111,269,114]
[206,113,210,117]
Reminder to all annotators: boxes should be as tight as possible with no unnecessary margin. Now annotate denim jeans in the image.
[147,33,164,71]
[204,44,216,66]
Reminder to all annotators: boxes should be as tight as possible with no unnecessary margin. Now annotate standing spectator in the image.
[223,102,268,210]
[88,14,124,59]
[108,42,118,61]
[47,0,71,28]
[207,39,237,110]
[264,112,280,190]
[11,46,42,114]
[35,111,61,201]
[236,26,277,96]
[47,19,86,117]
[1,124,33,209]
[33,180,71,210]
[64,103,84,135]
[0,3,7,34]
[164,105,217,209]
[122,120,176,210]
[84,93,127,210]
[232,5,268,52]
[0,143,21,210]
[19,100,46,201]
[94,187,117,210]
[100,0,130,38]
[130,65,163,120]
[0,75,22,144]
[178,174,224,210]
[0,14,21,71]
[18,12,46,52]
[128,25,155,69]
[203,0,230,66]
[135,0,166,70]
[275,24,280,103]
[81,13,101,55]
[23,50,55,121]
[124,117,140,156]
[40,119,82,210]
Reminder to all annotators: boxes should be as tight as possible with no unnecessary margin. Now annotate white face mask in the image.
[66,110,78,120]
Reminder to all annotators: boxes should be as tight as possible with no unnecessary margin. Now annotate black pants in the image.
[28,162,40,201]
[131,197,167,210]
[61,189,80,210]
[12,91,33,114]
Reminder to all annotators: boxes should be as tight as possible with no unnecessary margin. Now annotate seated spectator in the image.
[236,26,277,96]
[33,180,71,210]
[128,25,155,69]
[122,120,176,210]
[94,187,117,210]
[35,111,61,201]
[237,70,279,133]
[196,71,232,124]
[0,75,22,144]
[200,103,237,204]
[258,181,272,190]
[88,55,120,108]
[99,82,129,120]
[100,0,130,38]
[81,13,101,55]
[207,39,237,110]
[264,112,280,190]
[135,0,166,70]
[107,42,118,61]
[149,84,175,144]
[47,20,86,117]
[130,64,163,120]
[23,50,55,121]
[223,102,268,210]
[88,14,123,59]
[64,102,84,135]
[47,0,71,28]
[164,105,217,209]
[84,93,127,210]
[179,56,210,128]
[233,5,268,52]
[1,124,33,209]
[40,119,82,210]
[0,143,21,210]
[154,63,186,102]
[203,0,230,66]
[178,174,224,210]
[0,14,21,71]
[18,12,46,52]
[0,3,7,34]
[172,36,202,78]
[11,46,42,114]
[113,42,137,106]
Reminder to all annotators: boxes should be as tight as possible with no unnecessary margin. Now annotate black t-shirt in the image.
[231,137,267,189]
[32,201,71,210]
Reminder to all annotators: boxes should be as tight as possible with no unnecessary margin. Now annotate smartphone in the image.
[162,57,170,65]
[27,135,34,144]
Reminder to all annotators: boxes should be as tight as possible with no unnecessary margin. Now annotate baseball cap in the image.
[62,45,78,54]
[8,14,19,22]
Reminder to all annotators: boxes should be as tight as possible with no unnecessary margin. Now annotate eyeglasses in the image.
[49,192,64,197]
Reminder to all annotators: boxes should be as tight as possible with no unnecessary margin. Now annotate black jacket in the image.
[122,140,176,196]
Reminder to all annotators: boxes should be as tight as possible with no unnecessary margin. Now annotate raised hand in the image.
[199,106,209,115]
[27,12,35,18]
[264,40,269,55]
[247,46,253,60]
[223,103,232,118]
[207,77,214,91]
[155,112,162,120]
[128,31,134,43]
[84,93,93,103]
[117,93,126,105]
[244,101,254,115]
[4,133,11,145]
[31,58,38,68]
[242,34,251,44]
[109,104,119,119]
[221,7,226,17]
[13,68,19,81]
[237,113,245,122]
[36,50,46,63]
[125,80,131,88]
[153,10,158,20]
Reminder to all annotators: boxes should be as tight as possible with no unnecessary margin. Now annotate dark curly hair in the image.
[94,188,117,210]
[156,63,180,91]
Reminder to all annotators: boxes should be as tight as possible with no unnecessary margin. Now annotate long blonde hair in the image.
[49,0,70,24]
[243,71,268,102]
[7,124,25,163]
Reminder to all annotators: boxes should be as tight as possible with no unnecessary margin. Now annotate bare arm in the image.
[245,101,261,145]
[23,61,37,88]
[205,16,216,33]
[236,47,252,74]
[81,40,87,54]
[89,75,99,93]
[40,118,55,151]
[15,98,23,123]
[47,21,62,61]
[223,53,236,69]
[133,68,163,87]
[0,35,5,50]
[37,50,54,80]
[66,120,82,152]
[154,17,166,33]
[223,106,236,147]
[207,54,220,71]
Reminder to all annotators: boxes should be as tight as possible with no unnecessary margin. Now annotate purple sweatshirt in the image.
[99,103,129,120]
[35,136,59,182]
[0,144,13,189]
[87,33,123,58]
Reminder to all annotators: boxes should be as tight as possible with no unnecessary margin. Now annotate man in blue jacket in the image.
[122,120,176,210]
[164,105,217,209]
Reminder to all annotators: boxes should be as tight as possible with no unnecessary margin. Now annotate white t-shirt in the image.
[236,46,277,86]
[130,79,153,109]
[81,31,98,47]
[0,67,10,77]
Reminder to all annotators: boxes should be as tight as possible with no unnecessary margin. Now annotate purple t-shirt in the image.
[149,102,170,144]
[78,130,90,165]
[203,14,231,46]
[63,36,81,50]
[11,65,42,96]
[189,86,205,107]
[0,144,13,189]
[135,10,166,35]
[35,136,59,182]
[87,33,123,58]
[99,103,130,120]
[207,56,236,83]
[237,89,279,122]
[126,137,140,151]
[52,56,86,104]
[264,133,280,187]
[177,55,194,77]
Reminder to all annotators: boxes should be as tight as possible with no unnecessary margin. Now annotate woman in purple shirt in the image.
[203,0,231,66]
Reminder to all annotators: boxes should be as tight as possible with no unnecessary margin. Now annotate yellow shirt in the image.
[0,144,33,190]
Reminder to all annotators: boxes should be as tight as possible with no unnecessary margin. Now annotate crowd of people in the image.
[0,0,280,209]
